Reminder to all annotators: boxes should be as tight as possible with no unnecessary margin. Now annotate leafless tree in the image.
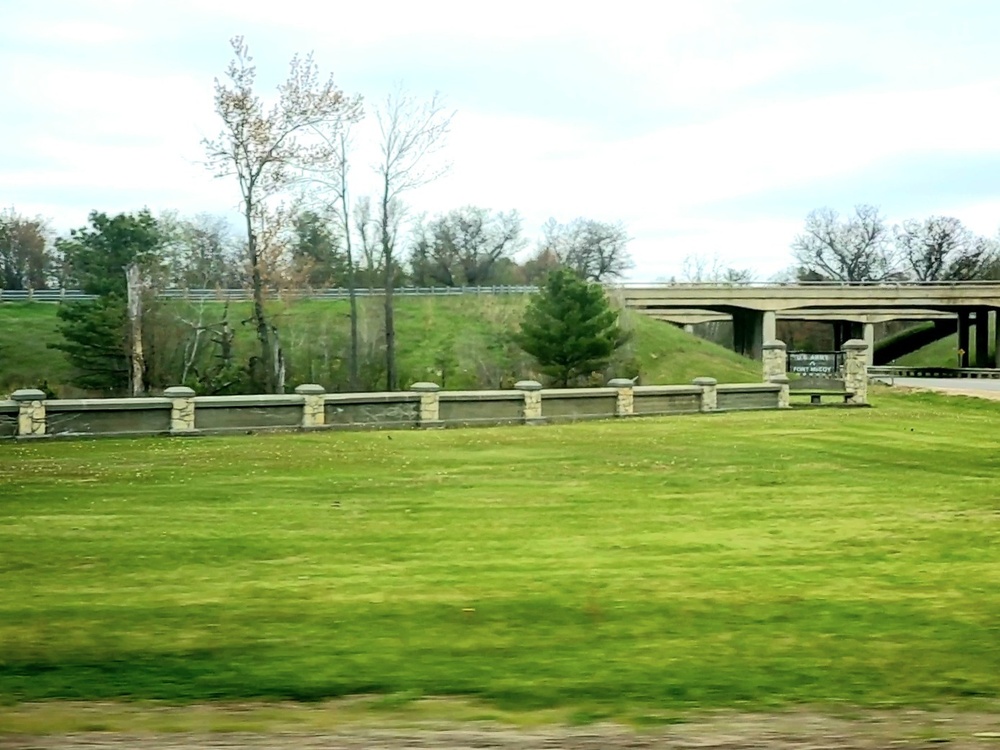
[539,218,633,282]
[894,216,999,281]
[353,196,381,290]
[373,89,453,390]
[791,205,902,282]
[409,206,525,286]
[203,36,361,392]
[681,253,754,284]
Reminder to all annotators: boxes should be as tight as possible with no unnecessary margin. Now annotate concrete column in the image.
[682,324,695,335]
[761,340,787,382]
[295,384,326,428]
[607,378,635,417]
[975,308,991,368]
[12,388,46,437]
[515,380,544,424]
[842,339,869,405]
[692,377,718,412]
[994,310,1000,369]
[164,386,196,434]
[410,382,442,428]
[862,323,875,367]
[732,309,764,360]
[958,310,971,367]
[762,310,777,343]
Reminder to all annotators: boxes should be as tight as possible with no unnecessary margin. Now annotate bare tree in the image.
[353,196,381,290]
[409,206,525,286]
[371,90,453,390]
[681,253,754,284]
[791,205,902,282]
[894,216,999,281]
[539,218,633,282]
[203,36,361,392]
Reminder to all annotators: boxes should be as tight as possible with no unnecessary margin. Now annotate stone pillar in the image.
[761,340,787,382]
[770,375,791,409]
[607,378,635,417]
[692,377,717,412]
[295,384,326,428]
[975,308,991,368]
[842,339,869,405]
[762,310,777,343]
[958,310,971,367]
[515,380,544,424]
[164,386,196,434]
[410,382,442,428]
[862,323,875,367]
[12,388,46,437]
[682,323,695,335]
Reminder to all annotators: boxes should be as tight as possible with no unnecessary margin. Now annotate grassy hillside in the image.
[1,389,998,717]
[896,316,995,367]
[0,297,760,395]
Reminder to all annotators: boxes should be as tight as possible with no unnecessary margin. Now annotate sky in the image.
[2,0,999,281]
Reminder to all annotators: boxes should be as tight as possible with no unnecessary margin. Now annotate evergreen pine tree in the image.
[516,268,626,386]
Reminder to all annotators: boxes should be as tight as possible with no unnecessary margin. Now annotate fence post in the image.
[692,377,718,412]
[164,386,197,434]
[608,378,635,417]
[295,384,326,428]
[515,380,544,425]
[411,382,442,428]
[762,340,787,382]
[842,340,870,405]
[12,389,46,437]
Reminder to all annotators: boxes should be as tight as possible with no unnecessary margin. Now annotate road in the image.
[877,377,1000,400]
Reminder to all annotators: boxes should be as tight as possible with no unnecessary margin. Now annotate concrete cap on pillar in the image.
[11,388,47,402]
[514,380,542,391]
[164,386,196,399]
[762,340,787,350]
[692,377,718,386]
[294,384,326,395]
[768,375,790,384]
[607,378,636,388]
[409,382,441,392]
[842,339,869,350]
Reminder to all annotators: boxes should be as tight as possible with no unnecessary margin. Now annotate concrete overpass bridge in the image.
[614,281,1000,367]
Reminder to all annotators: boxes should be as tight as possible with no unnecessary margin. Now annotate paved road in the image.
[876,377,1000,399]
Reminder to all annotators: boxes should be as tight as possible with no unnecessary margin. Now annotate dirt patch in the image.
[4,709,1000,749]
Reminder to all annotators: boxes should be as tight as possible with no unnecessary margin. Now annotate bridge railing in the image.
[868,365,1000,382]
[0,286,542,303]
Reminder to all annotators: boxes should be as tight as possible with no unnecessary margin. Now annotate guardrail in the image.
[0,286,542,303]
[868,365,1000,383]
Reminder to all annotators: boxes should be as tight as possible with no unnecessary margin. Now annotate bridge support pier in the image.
[833,321,863,351]
[863,323,875,366]
[732,309,763,359]
[958,310,971,367]
[975,308,992,368]
[994,310,1000,369]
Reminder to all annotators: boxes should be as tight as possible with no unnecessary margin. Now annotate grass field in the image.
[0,298,759,396]
[1,388,999,723]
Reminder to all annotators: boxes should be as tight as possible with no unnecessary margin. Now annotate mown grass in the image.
[0,297,759,396]
[1,389,999,720]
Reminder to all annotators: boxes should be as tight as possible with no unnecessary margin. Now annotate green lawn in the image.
[1,389,998,720]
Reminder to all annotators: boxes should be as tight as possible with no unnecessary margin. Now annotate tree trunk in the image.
[340,190,359,391]
[381,189,397,391]
[247,212,275,393]
[126,263,145,397]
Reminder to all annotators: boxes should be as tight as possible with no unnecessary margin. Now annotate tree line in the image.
[0,37,633,398]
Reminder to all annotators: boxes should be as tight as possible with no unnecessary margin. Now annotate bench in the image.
[790,389,856,405]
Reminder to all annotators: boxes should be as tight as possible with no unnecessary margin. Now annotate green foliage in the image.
[517,268,626,386]
[1,391,1000,712]
[52,210,165,394]
[52,297,129,393]
[291,210,345,287]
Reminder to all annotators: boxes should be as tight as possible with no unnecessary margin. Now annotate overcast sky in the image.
[2,0,999,281]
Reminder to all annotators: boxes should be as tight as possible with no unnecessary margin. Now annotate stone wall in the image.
[0,378,792,441]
